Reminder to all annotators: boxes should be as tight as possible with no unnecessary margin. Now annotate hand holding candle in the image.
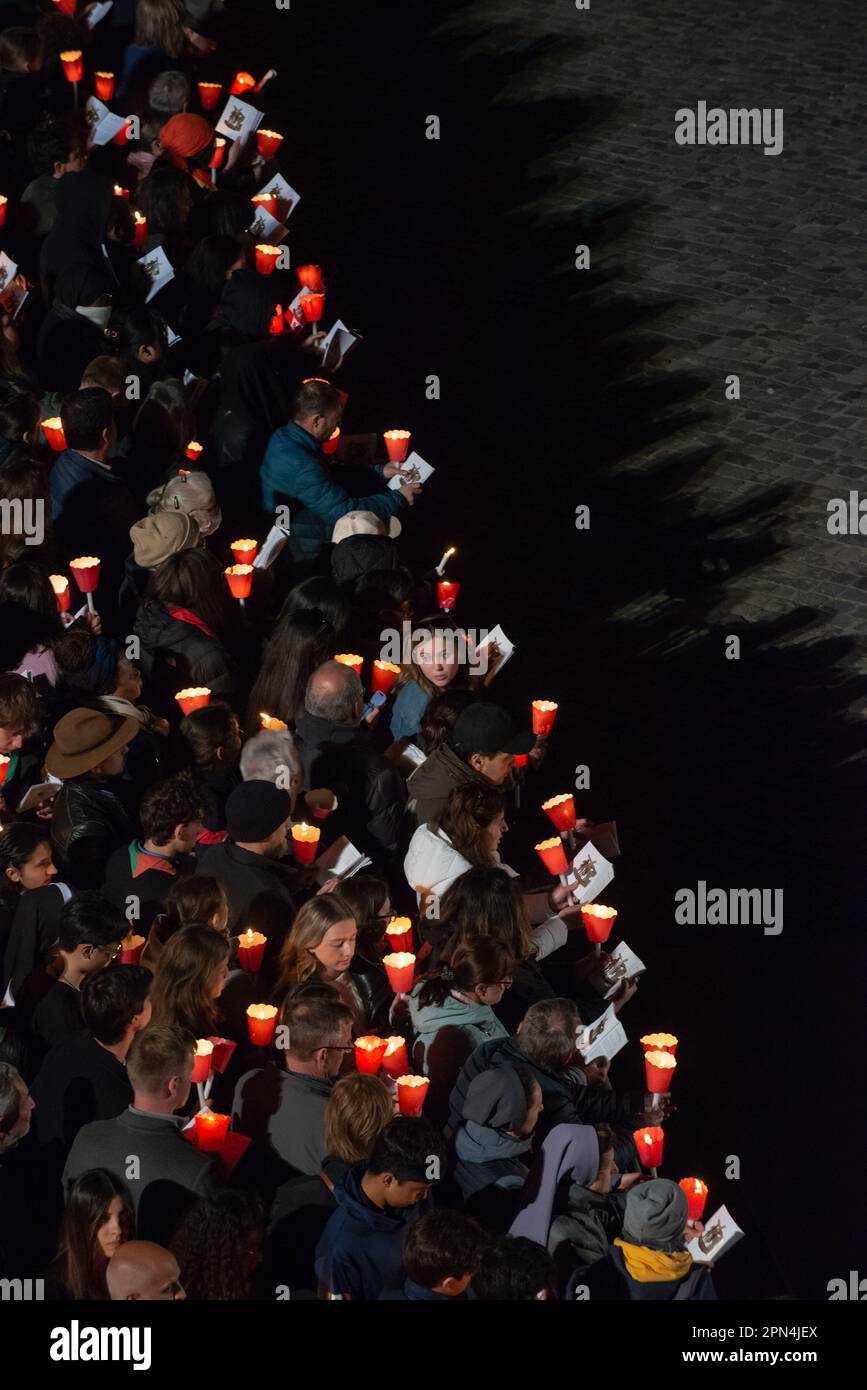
[531,700,558,737]
[383,952,415,995]
[679,1177,709,1223]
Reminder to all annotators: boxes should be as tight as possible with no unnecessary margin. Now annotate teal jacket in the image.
[260,420,404,560]
[408,984,508,1077]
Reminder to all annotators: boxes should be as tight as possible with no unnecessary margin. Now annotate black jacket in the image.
[294,712,407,856]
[266,1156,351,1294]
[2,883,68,1000]
[30,979,84,1049]
[197,841,300,940]
[51,778,135,890]
[30,1031,132,1162]
[134,600,238,714]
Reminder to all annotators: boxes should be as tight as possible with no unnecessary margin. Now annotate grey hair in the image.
[0,1062,20,1131]
[148,70,191,115]
[240,730,303,785]
[305,663,363,724]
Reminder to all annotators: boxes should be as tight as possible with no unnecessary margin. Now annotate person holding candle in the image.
[148,923,230,1046]
[543,1124,636,1288]
[408,938,513,1098]
[102,773,206,933]
[30,891,127,1049]
[583,1178,716,1301]
[272,895,391,1035]
[389,618,468,742]
[46,1168,136,1300]
[63,1024,223,1247]
[451,1066,542,1227]
[46,709,139,890]
[135,548,239,708]
[409,703,535,831]
[314,1115,448,1301]
[197,780,299,944]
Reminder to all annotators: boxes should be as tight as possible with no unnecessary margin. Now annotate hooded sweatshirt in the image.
[408,981,508,1077]
[454,1121,532,1198]
[314,1162,421,1301]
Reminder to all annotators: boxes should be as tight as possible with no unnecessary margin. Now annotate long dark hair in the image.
[147,547,234,638]
[149,924,230,1037]
[275,576,350,635]
[0,562,64,643]
[50,1169,135,1300]
[245,609,338,732]
[433,783,505,867]
[171,1190,265,1300]
[438,867,536,964]
[415,936,514,1010]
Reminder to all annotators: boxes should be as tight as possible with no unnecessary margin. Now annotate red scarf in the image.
[168,606,215,638]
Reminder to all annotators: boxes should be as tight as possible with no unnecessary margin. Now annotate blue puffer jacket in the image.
[260,420,404,560]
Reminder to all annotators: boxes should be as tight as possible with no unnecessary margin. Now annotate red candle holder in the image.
[580,903,617,944]
[255,244,281,276]
[231,71,256,96]
[113,121,132,147]
[191,1039,214,1083]
[0,195,6,228]
[534,837,569,877]
[113,184,130,201]
[384,918,413,953]
[60,50,83,83]
[383,952,415,995]
[531,700,558,737]
[184,441,203,464]
[383,429,411,463]
[371,660,400,695]
[252,192,278,218]
[133,211,147,249]
[194,1111,231,1151]
[305,789,338,821]
[437,581,460,612]
[381,1036,408,1080]
[94,71,115,100]
[542,793,577,832]
[396,1075,430,1117]
[321,426,340,454]
[513,753,528,768]
[640,1033,679,1056]
[175,687,211,715]
[197,81,222,109]
[679,1177,708,1223]
[41,417,67,451]
[246,1004,278,1047]
[0,755,9,788]
[634,1126,664,1169]
[230,538,258,565]
[119,933,145,965]
[50,574,71,613]
[53,0,77,14]
[225,564,253,600]
[207,1037,236,1074]
[69,556,100,593]
[291,822,320,865]
[354,1036,387,1075]
[297,264,325,292]
[334,653,363,676]
[237,929,267,973]
[269,304,284,335]
[301,291,325,323]
[210,139,226,169]
[644,1049,677,1095]
[256,129,283,159]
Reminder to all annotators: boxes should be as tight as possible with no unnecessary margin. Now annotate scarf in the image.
[160,114,214,171]
[128,842,177,878]
[614,1239,693,1283]
[168,606,215,638]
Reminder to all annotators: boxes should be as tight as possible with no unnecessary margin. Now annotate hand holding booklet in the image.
[311,835,372,885]
[387,451,434,490]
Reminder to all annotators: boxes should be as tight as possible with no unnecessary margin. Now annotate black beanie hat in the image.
[226,780,291,841]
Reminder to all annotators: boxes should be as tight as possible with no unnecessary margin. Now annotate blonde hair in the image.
[273,896,356,999]
[324,1073,393,1163]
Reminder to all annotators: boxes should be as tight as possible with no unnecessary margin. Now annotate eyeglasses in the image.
[324,1044,355,1054]
[99,943,122,963]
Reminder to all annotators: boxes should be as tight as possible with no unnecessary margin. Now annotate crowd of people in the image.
[0,0,719,1303]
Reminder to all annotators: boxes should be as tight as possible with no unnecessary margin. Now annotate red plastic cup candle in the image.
[354,1036,387,1075]
[237,929,267,973]
[297,264,325,291]
[197,81,222,109]
[534,836,569,877]
[225,564,254,600]
[50,574,71,613]
[542,793,577,832]
[383,429,411,463]
[321,427,340,454]
[255,244,281,276]
[191,1038,214,1083]
[94,71,115,100]
[41,417,67,451]
[246,1004,278,1047]
[252,192,278,218]
[259,712,288,731]
[371,660,400,695]
[269,304,284,335]
[113,121,132,146]
[113,184,130,200]
[210,138,226,169]
[257,128,283,158]
[185,440,203,462]
[0,195,6,227]
[231,71,256,95]
[301,291,325,323]
[644,1049,677,1095]
[0,755,9,787]
[133,211,147,249]
[634,1126,665,1169]
[381,1036,408,1080]
[70,556,100,592]
[384,917,413,953]
[580,903,617,945]
[532,700,559,736]
[383,952,416,995]
[53,0,77,14]
[437,581,460,612]
[194,1110,231,1151]
[119,933,145,965]
[334,653,363,676]
[60,50,83,83]
[640,1032,679,1056]
[230,538,258,565]
[306,790,337,820]
[175,687,211,715]
[396,1075,430,1117]
[291,822,320,865]
[679,1177,709,1223]
[513,753,528,768]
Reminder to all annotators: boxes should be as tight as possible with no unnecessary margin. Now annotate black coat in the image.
[265,1156,350,1294]
[2,882,68,1000]
[134,600,239,714]
[51,778,135,890]
[197,840,300,952]
[294,712,407,856]
[30,1031,132,1165]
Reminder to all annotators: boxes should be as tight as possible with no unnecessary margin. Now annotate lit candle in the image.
[255,244,281,276]
[256,128,283,158]
[384,917,413,953]
[301,291,325,325]
[437,581,460,612]
[383,429,411,463]
[679,1177,709,1223]
[230,538,258,565]
[175,687,211,715]
[0,195,8,228]
[69,556,100,612]
[269,304,284,335]
[634,1126,665,1170]
[113,184,129,200]
[381,1036,408,1080]
[197,81,222,109]
[246,1004,278,1047]
[50,574,70,613]
[542,793,577,832]
[383,952,416,995]
[41,417,67,451]
[194,1110,231,1150]
[371,660,400,695]
[396,1074,430,1117]
[119,933,145,965]
[534,836,569,877]
[259,712,288,731]
[210,138,226,169]
[185,440,203,462]
[236,929,267,973]
[640,1033,679,1056]
[531,700,558,737]
[231,71,256,96]
[251,192,278,218]
[290,822,320,865]
[321,426,340,455]
[94,71,115,100]
[644,1048,677,1095]
[60,50,83,83]
[191,1039,214,1083]
[225,564,254,603]
[297,264,325,292]
[354,1036,388,1075]
[434,545,455,576]
[334,653,363,676]
[133,211,147,249]
[0,755,9,788]
[580,903,617,946]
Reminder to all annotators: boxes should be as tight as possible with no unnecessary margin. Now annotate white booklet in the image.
[565,841,615,905]
[216,97,263,143]
[137,245,174,303]
[253,522,291,570]
[319,318,360,365]
[85,97,128,147]
[576,1002,627,1063]
[471,624,514,682]
[0,251,18,305]
[287,286,313,329]
[402,742,427,768]
[312,835,372,884]
[689,1205,744,1264]
[387,451,434,490]
[85,0,113,27]
[248,206,288,245]
[259,172,301,219]
[592,940,646,999]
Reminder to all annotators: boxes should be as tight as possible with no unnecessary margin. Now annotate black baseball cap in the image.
[452,704,535,758]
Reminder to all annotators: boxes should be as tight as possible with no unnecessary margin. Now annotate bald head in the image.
[305,660,362,725]
[106,1241,186,1301]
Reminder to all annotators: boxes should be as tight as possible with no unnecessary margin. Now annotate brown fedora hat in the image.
[45,708,141,781]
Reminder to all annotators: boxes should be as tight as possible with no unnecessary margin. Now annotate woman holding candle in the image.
[135,548,240,710]
[176,701,242,829]
[148,924,231,1049]
[389,617,471,742]
[47,1169,135,1300]
[583,1179,716,1301]
[273,896,391,1034]
[245,605,344,734]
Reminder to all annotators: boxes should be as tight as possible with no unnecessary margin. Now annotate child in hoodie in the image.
[453,1066,544,1230]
